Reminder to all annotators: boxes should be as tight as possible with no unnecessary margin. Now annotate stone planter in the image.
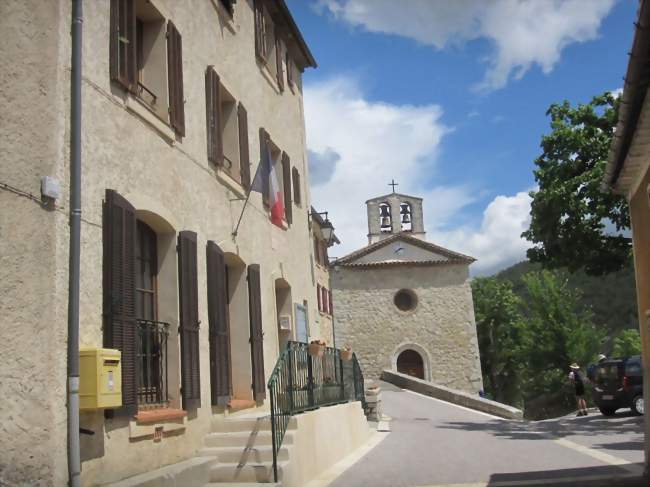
[340,349,353,361]
[308,343,325,357]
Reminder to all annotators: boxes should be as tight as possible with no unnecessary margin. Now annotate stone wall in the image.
[332,263,483,394]
[0,0,319,485]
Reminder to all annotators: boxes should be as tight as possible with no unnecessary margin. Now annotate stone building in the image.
[331,190,483,393]
[0,1,370,485]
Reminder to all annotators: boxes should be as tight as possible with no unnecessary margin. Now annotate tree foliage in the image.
[612,329,643,357]
[472,277,525,406]
[523,92,631,275]
[473,270,605,418]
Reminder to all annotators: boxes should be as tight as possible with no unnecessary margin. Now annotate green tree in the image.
[612,329,642,357]
[522,92,630,275]
[472,277,525,406]
[519,270,604,417]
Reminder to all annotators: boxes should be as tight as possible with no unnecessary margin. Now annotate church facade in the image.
[331,191,483,393]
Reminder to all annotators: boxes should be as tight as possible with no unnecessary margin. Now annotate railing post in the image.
[269,385,278,483]
[307,354,315,409]
[339,353,345,402]
[287,344,295,414]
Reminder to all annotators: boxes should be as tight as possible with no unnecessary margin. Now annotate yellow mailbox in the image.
[79,348,122,410]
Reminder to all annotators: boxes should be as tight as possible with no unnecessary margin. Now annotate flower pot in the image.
[309,343,325,357]
[340,349,353,361]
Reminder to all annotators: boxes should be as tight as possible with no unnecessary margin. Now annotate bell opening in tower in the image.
[400,202,412,232]
[379,202,392,233]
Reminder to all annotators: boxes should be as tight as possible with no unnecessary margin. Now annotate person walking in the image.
[569,363,588,416]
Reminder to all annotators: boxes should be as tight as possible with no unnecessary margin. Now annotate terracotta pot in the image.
[309,343,325,357]
[340,349,353,361]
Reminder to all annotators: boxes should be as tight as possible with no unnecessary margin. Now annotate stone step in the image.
[212,416,297,433]
[204,430,294,448]
[208,461,288,483]
[197,445,290,463]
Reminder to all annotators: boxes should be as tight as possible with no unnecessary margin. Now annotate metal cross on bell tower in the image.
[389,179,398,193]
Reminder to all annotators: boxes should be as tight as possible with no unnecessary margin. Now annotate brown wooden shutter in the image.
[254,0,263,59]
[205,66,223,165]
[321,287,328,316]
[292,167,301,206]
[110,0,137,92]
[328,290,333,315]
[259,128,270,207]
[238,103,251,189]
[281,152,292,224]
[167,21,185,137]
[317,284,322,312]
[103,189,138,415]
[248,264,266,401]
[286,51,293,88]
[275,37,285,92]
[178,230,201,410]
[207,241,231,405]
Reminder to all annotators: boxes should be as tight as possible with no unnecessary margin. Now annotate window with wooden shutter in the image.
[275,37,285,92]
[178,231,201,410]
[238,103,251,190]
[321,287,328,316]
[281,152,292,224]
[205,66,223,165]
[207,241,232,406]
[254,0,264,60]
[167,21,185,137]
[110,0,137,93]
[316,284,322,312]
[328,290,333,315]
[292,167,301,206]
[259,128,270,207]
[248,264,266,401]
[103,189,138,415]
[286,51,294,88]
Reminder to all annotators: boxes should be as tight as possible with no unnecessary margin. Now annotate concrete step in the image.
[202,483,281,486]
[197,445,290,463]
[208,461,287,483]
[106,456,216,487]
[212,416,297,433]
[204,430,294,448]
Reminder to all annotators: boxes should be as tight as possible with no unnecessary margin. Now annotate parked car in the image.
[591,355,644,416]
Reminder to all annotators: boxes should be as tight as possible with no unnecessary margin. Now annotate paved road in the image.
[330,381,646,487]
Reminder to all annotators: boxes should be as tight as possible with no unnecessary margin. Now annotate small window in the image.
[394,289,417,312]
[292,167,301,206]
[218,0,235,16]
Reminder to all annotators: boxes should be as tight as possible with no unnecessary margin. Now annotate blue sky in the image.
[287,0,636,275]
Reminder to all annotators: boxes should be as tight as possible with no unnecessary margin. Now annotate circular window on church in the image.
[394,289,417,312]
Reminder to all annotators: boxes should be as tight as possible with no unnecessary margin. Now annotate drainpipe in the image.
[67,1,83,486]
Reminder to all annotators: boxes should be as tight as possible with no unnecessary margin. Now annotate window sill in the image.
[125,94,176,144]
[210,0,237,34]
[129,408,187,439]
[215,167,246,199]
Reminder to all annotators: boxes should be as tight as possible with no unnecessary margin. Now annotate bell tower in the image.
[366,181,426,244]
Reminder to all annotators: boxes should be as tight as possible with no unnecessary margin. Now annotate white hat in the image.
[570,363,580,369]
[598,354,607,361]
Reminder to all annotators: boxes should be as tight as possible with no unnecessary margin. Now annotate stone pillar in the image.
[365,385,382,421]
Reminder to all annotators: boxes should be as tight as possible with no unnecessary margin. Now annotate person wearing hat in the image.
[569,363,588,416]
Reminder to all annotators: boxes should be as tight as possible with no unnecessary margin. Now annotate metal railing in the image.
[136,319,169,407]
[267,341,366,482]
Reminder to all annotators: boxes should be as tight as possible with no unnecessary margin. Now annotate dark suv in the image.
[591,356,644,416]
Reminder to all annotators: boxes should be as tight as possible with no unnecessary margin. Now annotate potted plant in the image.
[340,345,353,361]
[309,339,326,357]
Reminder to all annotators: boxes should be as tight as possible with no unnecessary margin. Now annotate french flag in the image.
[250,142,285,228]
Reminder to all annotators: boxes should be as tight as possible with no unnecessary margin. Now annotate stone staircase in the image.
[197,414,297,485]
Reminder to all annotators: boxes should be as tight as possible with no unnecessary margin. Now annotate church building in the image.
[331,188,483,393]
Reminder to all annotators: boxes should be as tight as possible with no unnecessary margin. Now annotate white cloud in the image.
[316,0,616,91]
[304,76,532,275]
[431,190,533,276]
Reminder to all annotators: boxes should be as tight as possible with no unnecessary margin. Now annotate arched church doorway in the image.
[397,349,424,379]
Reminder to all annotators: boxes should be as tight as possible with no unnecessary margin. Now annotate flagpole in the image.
[232,160,263,238]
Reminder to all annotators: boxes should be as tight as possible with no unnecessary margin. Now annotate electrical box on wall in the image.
[79,348,122,410]
[279,315,292,331]
[40,176,60,200]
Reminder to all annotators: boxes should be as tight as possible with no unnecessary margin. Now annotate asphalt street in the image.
[329,381,646,487]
